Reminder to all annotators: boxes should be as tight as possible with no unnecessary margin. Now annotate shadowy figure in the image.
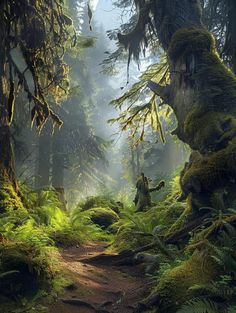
[134,172,165,212]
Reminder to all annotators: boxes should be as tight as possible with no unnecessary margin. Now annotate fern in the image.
[190,281,236,300]
[177,298,226,313]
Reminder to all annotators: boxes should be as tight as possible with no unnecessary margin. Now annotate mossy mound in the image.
[0,243,54,298]
[50,225,82,247]
[155,252,219,313]
[86,207,119,229]
[79,196,123,214]
[0,180,24,213]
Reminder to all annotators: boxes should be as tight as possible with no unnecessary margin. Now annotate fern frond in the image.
[177,298,226,313]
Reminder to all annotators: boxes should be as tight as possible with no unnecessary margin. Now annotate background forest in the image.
[1,1,236,313]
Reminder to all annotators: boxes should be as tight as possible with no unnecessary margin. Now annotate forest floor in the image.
[49,241,150,313]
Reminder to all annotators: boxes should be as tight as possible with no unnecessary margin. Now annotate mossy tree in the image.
[0,0,74,191]
[117,0,236,214]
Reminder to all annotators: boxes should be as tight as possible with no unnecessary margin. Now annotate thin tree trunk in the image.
[0,1,17,189]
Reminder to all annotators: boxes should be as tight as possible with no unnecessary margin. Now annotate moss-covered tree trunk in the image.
[148,0,236,213]
[0,2,17,190]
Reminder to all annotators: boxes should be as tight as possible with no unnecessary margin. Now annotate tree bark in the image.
[0,1,17,189]
[148,0,236,212]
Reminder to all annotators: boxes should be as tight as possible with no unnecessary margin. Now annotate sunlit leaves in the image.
[110,55,170,144]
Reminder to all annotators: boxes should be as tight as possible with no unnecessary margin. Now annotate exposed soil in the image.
[49,242,151,313]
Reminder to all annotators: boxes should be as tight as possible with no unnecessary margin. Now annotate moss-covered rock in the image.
[155,252,219,313]
[86,207,119,228]
[0,242,54,298]
[78,196,123,214]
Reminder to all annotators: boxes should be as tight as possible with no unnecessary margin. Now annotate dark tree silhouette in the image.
[0,0,74,188]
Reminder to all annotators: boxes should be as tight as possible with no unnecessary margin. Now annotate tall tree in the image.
[116,0,236,213]
[0,0,74,191]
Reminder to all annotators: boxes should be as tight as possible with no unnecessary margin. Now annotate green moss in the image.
[194,51,236,111]
[157,203,186,228]
[168,28,215,61]
[184,112,236,152]
[0,242,54,299]
[182,141,236,193]
[155,252,219,313]
[168,28,236,152]
[86,207,119,228]
[165,205,192,236]
[50,224,85,247]
[78,195,122,214]
[0,180,24,212]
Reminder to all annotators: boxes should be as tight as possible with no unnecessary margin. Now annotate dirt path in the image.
[49,242,151,313]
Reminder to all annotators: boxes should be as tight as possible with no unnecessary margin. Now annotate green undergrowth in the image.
[107,175,236,313]
[0,182,112,313]
[111,175,186,251]
[77,195,123,214]
[2,175,236,313]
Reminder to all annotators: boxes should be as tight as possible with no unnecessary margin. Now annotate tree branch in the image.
[147,80,171,103]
